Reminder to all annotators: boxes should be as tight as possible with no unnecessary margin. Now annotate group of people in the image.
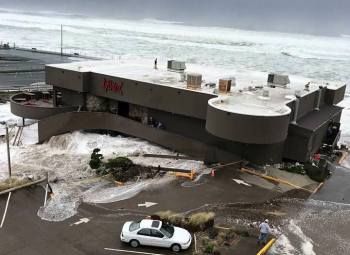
[148,116,164,129]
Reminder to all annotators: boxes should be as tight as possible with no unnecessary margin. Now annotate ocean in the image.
[0,8,350,83]
[1,7,350,255]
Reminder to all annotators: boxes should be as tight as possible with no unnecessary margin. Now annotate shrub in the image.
[208,227,219,239]
[189,212,215,231]
[155,211,183,226]
[89,148,104,170]
[89,158,101,170]
[213,248,221,255]
[215,229,238,247]
[110,166,140,182]
[105,157,133,169]
[204,243,215,254]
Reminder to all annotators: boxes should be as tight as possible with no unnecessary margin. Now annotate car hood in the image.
[172,227,191,243]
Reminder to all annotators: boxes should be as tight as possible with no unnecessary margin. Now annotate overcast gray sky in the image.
[1,0,349,35]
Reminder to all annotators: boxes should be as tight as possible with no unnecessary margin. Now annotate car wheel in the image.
[171,244,181,252]
[130,240,140,248]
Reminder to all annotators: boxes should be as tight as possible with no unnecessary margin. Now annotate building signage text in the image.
[102,78,124,95]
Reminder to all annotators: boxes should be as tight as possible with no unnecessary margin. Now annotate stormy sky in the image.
[1,0,349,35]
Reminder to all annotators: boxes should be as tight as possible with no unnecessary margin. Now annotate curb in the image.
[257,238,276,255]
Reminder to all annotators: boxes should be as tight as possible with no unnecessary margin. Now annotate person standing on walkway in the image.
[258,219,271,245]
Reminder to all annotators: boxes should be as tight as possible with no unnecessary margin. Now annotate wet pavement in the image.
[269,161,350,255]
[312,163,350,203]
[0,167,279,255]
[0,49,73,89]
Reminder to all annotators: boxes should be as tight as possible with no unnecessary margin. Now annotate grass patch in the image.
[155,211,215,232]
[189,212,215,227]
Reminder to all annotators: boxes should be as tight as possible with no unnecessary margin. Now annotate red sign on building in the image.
[102,78,124,95]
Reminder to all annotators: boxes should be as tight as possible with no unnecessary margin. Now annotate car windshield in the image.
[160,223,175,238]
[129,221,141,231]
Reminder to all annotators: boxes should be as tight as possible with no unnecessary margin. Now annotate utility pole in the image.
[4,124,11,178]
[60,24,63,56]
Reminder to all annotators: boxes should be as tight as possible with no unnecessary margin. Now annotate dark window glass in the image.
[151,220,161,228]
[129,221,140,231]
[151,229,164,238]
[160,223,175,238]
[137,228,151,236]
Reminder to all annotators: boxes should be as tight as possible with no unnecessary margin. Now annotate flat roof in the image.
[48,60,346,117]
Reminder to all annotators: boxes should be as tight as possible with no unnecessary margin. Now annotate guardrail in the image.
[0,84,52,93]
[14,47,102,60]
[0,177,47,196]
[10,92,78,120]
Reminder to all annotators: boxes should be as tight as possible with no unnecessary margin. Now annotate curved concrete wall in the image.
[206,103,291,144]
[10,94,78,120]
[38,111,212,159]
[37,111,252,163]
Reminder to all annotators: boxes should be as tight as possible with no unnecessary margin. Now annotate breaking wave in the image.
[270,199,350,255]
[1,8,350,81]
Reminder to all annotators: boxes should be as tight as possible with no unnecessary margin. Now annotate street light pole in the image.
[60,24,63,56]
[5,125,11,178]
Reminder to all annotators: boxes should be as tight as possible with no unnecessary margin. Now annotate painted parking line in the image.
[104,248,166,255]
[0,192,12,228]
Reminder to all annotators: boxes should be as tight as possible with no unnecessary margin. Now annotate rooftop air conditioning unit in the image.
[267,73,290,87]
[262,89,270,98]
[218,78,233,93]
[168,60,186,72]
[187,73,202,89]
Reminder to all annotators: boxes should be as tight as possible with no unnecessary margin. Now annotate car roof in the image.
[140,219,162,230]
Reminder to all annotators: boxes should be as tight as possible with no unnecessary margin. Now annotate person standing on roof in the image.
[258,219,271,245]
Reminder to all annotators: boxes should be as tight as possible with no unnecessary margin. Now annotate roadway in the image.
[0,48,74,89]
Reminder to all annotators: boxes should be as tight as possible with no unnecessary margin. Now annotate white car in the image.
[120,219,192,252]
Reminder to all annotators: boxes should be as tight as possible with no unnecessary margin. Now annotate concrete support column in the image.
[292,98,300,124]
[314,86,323,111]
[53,89,57,107]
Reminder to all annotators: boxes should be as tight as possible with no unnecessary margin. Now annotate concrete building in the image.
[10,60,346,164]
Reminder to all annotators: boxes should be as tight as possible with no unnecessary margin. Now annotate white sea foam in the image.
[0,103,204,221]
[0,9,349,81]
[83,176,174,204]
[288,220,316,255]
[269,234,296,255]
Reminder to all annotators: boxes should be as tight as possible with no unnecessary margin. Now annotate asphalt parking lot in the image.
[0,168,276,255]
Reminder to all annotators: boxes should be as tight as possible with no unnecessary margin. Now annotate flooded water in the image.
[270,163,350,255]
[0,103,204,221]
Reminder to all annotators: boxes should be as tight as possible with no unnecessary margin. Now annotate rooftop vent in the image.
[168,60,186,72]
[187,73,202,89]
[259,89,271,101]
[262,89,270,98]
[267,73,290,87]
[218,77,235,93]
